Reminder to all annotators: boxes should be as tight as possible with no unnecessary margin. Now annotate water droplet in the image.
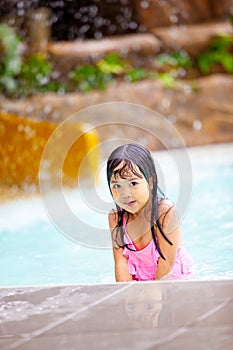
[177,67,186,77]
[140,1,150,9]
[94,17,104,28]
[17,124,24,132]
[74,12,82,20]
[138,25,147,33]
[161,99,170,109]
[193,120,202,131]
[51,111,60,121]
[79,24,90,34]
[44,105,52,115]
[109,24,117,33]
[89,5,98,17]
[25,105,34,113]
[129,21,138,30]
[17,1,24,8]
[40,77,49,85]
[168,115,177,124]
[17,9,24,16]
[81,15,88,24]
[183,84,192,94]
[169,15,178,23]
[51,70,60,80]
[94,31,103,39]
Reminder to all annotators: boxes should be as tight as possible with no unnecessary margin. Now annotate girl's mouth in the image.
[125,200,136,207]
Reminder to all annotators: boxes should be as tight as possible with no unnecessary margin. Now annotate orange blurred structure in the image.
[0,111,99,188]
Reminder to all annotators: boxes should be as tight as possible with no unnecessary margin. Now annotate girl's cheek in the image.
[111,189,119,200]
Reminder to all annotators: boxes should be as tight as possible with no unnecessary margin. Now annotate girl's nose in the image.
[121,187,132,199]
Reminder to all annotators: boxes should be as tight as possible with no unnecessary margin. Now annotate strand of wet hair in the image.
[151,184,173,260]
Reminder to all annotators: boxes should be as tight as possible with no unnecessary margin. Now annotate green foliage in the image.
[155,34,233,78]
[156,51,193,69]
[0,23,232,98]
[197,34,233,74]
[70,64,112,92]
[17,54,67,97]
[230,15,233,26]
[19,54,52,94]
[21,55,52,82]
[70,54,147,91]
[126,68,147,82]
[97,53,127,74]
[0,24,22,94]
[157,73,176,88]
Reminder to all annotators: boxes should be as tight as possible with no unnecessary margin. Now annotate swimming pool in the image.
[0,143,232,286]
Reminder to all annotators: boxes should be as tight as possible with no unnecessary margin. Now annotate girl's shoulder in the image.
[157,198,179,229]
[157,198,176,221]
[158,198,175,211]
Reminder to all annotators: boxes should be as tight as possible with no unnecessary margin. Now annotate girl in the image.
[107,143,193,282]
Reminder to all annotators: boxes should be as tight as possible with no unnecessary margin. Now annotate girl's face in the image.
[110,162,150,215]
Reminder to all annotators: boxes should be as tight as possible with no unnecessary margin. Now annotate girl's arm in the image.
[113,247,133,282]
[155,201,180,280]
[108,211,133,282]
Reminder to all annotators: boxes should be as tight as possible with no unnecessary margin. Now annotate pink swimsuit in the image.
[122,218,193,281]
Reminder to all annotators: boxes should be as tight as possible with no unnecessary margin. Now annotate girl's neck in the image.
[124,200,152,245]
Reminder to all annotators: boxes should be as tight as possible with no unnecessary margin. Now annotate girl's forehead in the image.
[113,161,134,171]
[111,161,143,180]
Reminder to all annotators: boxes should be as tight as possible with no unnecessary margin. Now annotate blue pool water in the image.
[0,143,232,286]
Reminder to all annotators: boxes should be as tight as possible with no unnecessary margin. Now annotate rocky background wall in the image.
[0,0,233,190]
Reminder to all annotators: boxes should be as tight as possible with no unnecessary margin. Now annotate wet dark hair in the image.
[106,143,173,260]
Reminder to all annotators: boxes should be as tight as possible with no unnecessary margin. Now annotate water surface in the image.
[0,143,232,286]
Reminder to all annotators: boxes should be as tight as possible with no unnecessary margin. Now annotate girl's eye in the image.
[130,181,138,187]
[112,183,120,190]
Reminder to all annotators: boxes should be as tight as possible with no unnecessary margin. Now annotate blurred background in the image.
[0,0,233,192]
[0,0,233,285]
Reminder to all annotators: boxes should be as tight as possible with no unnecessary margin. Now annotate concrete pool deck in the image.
[0,280,232,349]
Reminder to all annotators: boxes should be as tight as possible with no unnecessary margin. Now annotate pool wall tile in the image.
[0,280,232,350]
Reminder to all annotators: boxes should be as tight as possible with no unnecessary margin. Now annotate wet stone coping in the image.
[0,280,232,350]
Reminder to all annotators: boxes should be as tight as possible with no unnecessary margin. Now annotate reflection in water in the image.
[124,283,170,328]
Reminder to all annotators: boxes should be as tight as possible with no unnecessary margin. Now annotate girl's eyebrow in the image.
[110,177,140,183]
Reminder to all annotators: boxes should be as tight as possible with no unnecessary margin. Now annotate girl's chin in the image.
[117,205,137,213]
[124,205,139,214]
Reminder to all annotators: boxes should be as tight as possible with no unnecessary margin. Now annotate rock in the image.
[1,74,232,151]
[24,7,51,55]
[134,0,213,29]
[159,74,233,146]
[212,0,233,18]
[47,33,161,74]
[152,21,233,56]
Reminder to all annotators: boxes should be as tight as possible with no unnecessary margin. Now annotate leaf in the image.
[0,24,22,93]
[126,68,147,82]
[158,73,176,88]
[197,34,233,74]
[155,52,193,68]
[97,53,128,74]
[70,65,112,92]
